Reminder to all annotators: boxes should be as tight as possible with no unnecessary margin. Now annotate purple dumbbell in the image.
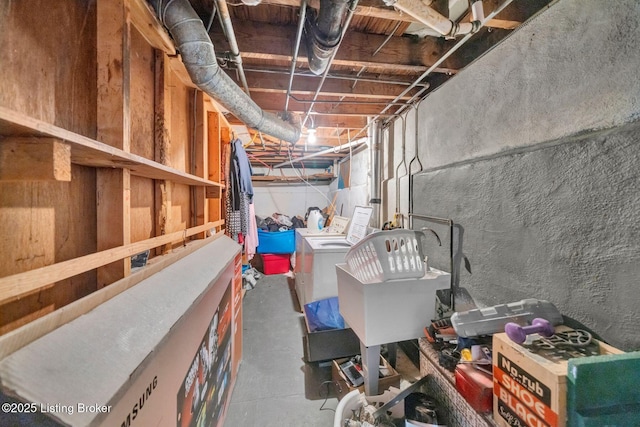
[505,318,555,344]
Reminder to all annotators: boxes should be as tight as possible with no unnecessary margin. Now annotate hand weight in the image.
[505,318,555,344]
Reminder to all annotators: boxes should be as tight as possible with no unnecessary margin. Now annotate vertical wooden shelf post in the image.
[97,0,132,288]
[194,91,208,239]
[154,52,173,256]
[207,111,222,223]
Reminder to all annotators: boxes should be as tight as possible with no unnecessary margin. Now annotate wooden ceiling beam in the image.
[255,0,537,29]
[250,92,399,116]
[256,0,433,24]
[224,70,421,100]
[226,113,367,129]
[209,20,458,75]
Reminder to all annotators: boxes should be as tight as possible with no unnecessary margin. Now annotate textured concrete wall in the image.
[413,123,640,350]
[397,0,640,350]
[417,0,640,169]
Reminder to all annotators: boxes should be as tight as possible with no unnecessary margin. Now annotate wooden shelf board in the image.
[0,220,225,306]
[0,107,223,191]
[251,173,334,183]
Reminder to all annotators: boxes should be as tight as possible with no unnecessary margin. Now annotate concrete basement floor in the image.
[224,271,421,427]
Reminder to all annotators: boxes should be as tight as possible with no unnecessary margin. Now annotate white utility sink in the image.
[335,263,450,347]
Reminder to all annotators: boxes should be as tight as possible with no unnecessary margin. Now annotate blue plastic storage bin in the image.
[256,229,295,254]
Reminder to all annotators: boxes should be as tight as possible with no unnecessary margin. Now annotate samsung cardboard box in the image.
[0,236,241,427]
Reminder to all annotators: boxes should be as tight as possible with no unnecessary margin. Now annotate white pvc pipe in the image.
[390,0,483,37]
[273,137,368,168]
[472,0,485,22]
[392,0,454,36]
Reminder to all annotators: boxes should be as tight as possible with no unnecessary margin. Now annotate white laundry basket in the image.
[344,230,427,283]
[333,389,363,427]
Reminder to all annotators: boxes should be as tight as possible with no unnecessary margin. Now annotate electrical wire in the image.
[287,147,337,214]
[318,380,338,412]
[247,153,274,173]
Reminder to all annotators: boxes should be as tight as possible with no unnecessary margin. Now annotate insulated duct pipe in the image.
[384,0,481,38]
[305,0,351,75]
[151,0,300,143]
[301,0,359,129]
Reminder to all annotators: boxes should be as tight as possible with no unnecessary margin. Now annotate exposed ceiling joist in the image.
[184,0,553,168]
[209,20,459,76]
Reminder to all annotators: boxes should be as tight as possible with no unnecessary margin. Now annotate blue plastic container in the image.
[256,229,295,254]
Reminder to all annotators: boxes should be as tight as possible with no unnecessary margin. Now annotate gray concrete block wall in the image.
[392,0,640,350]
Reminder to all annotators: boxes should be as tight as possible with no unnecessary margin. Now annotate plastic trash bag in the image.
[304,297,345,332]
[291,216,305,229]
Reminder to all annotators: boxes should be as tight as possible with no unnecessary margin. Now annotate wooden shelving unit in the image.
[0,106,223,194]
[0,0,231,336]
[0,3,248,426]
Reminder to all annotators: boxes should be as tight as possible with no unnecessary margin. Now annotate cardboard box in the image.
[567,352,640,426]
[331,356,400,399]
[493,326,623,427]
[0,237,242,427]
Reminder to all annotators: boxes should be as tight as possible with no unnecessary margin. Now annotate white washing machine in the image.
[294,229,345,309]
[302,237,352,306]
[295,206,373,308]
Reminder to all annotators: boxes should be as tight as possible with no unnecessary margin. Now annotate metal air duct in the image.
[305,0,351,75]
[150,0,300,143]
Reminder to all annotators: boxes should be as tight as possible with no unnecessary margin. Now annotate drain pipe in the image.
[214,0,250,95]
[383,0,482,38]
[395,114,408,223]
[408,104,423,230]
[305,0,351,75]
[151,0,300,143]
[370,120,382,228]
[285,0,308,111]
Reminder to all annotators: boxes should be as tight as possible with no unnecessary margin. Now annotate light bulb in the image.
[307,129,316,144]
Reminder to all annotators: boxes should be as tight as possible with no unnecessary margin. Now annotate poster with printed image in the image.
[177,284,232,427]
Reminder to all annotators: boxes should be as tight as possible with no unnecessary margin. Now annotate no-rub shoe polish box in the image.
[492,326,623,427]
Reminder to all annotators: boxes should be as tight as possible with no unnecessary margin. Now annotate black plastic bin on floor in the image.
[301,300,360,362]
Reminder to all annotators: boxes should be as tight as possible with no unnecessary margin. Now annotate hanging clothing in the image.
[245,202,259,260]
[232,138,253,198]
[226,139,254,243]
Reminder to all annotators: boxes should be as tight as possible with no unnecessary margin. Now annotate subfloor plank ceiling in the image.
[186,0,552,169]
